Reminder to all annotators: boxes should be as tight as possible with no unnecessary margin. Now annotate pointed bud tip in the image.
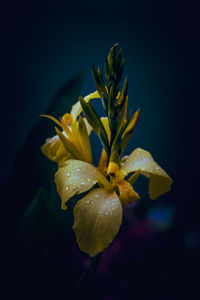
[113,43,119,48]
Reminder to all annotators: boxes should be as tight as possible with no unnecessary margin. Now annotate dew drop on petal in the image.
[66,172,71,176]
[105,200,109,204]
[76,168,80,172]
[86,200,90,204]
[65,186,69,191]
[155,166,160,170]
[104,211,109,215]
[95,194,99,198]
[80,181,85,185]
[87,178,91,182]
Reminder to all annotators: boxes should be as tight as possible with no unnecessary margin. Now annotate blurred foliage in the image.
[6,73,84,222]
[19,187,60,247]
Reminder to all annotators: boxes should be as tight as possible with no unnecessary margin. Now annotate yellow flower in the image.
[54,147,172,257]
[41,45,173,258]
[41,91,100,164]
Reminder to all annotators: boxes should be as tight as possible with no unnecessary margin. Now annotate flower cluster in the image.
[41,45,173,257]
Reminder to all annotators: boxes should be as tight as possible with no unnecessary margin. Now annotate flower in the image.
[41,45,173,257]
[54,145,172,256]
[41,92,100,164]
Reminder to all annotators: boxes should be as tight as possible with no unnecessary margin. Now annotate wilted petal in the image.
[41,135,71,164]
[55,160,110,209]
[117,180,140,206]
[73,188,122,257]
[122,148,173,200]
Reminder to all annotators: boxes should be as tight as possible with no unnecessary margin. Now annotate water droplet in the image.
[141,167,145,171]
[104,211,109,215]
[87,178,91,182]
[143,158,148,162]
[91,201,94,205]
[76,168,80,172]
[66,172,71,176]
[155,166,159,170]
[95,194,99,198]
[86,200,90,204]
[65,186,69,191]
[93,181,96,185]
[80,181,85,185]
[105,200,109,204]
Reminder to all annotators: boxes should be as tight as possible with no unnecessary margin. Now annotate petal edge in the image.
[73,188,122,256]
[122,148,173,199]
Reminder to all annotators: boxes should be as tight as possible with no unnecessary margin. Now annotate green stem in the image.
[77,253,102,292]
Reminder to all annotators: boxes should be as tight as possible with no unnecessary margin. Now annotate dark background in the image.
[1,1,199,299]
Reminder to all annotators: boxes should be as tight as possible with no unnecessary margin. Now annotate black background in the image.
[1,1,199,299]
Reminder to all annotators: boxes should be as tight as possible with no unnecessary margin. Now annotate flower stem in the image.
[77,253,101,293]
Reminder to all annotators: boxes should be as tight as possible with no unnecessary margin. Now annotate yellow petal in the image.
[60,113,73,137]
[107,162,119,177]
[117,180,140,206]
[61,113,73,125]
[55,127,81,159]
[101,117,111,143]
[73,188,122,257]
[70,91,100,121]
[78,116,92,163]
[122,148,173,200]
[98,149,108,175]
[55,160,110,210]
[40,114,62,128]
[122,109,140,137]
[41,135,71,163]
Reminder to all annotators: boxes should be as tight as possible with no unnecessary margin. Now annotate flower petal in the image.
[101,117,111,143]
[122,148,173,200]
[55,160,110,209]
[117,180,140,206]
[77,116,92,163]
[98,148,108,175]
[41,135,71,164]
[73,188,122,257]
[71,91,100,120]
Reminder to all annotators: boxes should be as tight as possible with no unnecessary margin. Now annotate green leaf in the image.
[98,128,109,155]
[121,109,140,153]
[19,187,60,246]
[111,120,126,153]
[79,96,109,150]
